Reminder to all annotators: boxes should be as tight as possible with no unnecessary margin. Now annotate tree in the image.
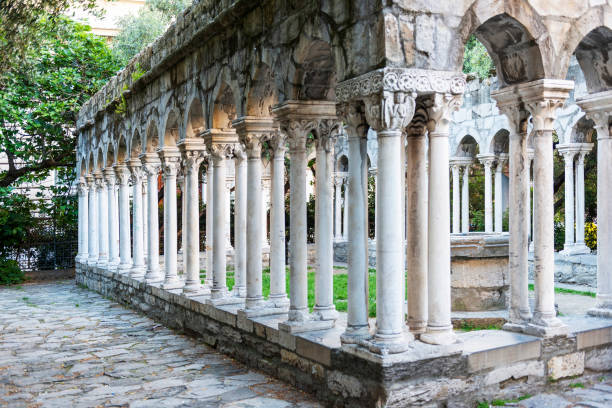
[111,0,190,66]
[463,35,496,81]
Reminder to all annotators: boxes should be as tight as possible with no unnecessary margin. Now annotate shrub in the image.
[0,258,26,285]
[585,222,597,251]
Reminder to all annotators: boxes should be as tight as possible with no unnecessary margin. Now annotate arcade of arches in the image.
[74,0,612,405]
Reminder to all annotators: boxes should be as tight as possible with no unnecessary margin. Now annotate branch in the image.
[0,150,73,187]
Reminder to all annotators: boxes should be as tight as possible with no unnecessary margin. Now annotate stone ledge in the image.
[461,330,541,372]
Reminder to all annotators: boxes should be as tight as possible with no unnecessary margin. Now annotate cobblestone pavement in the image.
[0,281,320,408]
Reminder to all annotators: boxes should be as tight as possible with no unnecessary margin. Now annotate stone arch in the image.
[104,141,115,168]
[457,3,548,87]
[130,129,143,159]
[87,151,95,174]
[116,132,128,164]
[211,81,238,129]
[337,155,348,172]
[573,26,612,94]
[161,107,181,147]
[184,93,206,139]
[290,37,336,101]
[455,135,480,157]
[245,63,278,117]
[489,129,509,154]
[145,118,160,153]
[570,116,596,144]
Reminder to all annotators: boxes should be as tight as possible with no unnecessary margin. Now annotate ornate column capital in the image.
[94,171,105,190]
[140,153,161,177]
[516,79,574,132]
[268,130,288,158]
[78,177,88,195]
[233,116,278,160]
[477,154,497,169]
[202,128,238,165]
[178,138,206,176]
[158,147,181,178]
[114,164,131,186]
[556,145,579,165]
[315,119,341,152]
[271,100,337,152]
[104,167,116,187]
[128,158,144,184]
[363,90,417,132]
[336,102,368,139]
[425,93,463,135]
[577,90,612,140]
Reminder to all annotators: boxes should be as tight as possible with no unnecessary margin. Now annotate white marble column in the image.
[142,154,162,283]
[269,132,289,308]
[87,174,98,267]
[225,176,233,251]
[142,178,148,262]
[115,165,131,273]
[333,175,343,241]
[406,115,428,334]
[337,102,370,343]
[451,163,460,234]
[77,178,88,265]
[205,163,214,287]
[105,169,119,271]
[95,172,109,268]
[523,81,572,337]
[492,96,532,328]
[180,140,206,295]
[178,174,186,256]
[461,163,470,233]
[313,122,339,322]
[233,146,247,298]
[129,159,146,279]
[575,148,591,253]
[159,149,182,289]
[342,178,348,240]
[494,157,505,233]
[262,178,270,248]
[527,149,535,248]
[578,96,612,317]
[421,93,462,346]
[558,147,577,253]
[479,155,495,233]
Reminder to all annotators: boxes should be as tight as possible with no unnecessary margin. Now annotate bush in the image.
[585,222,597,251]
[554,216,565,252]
[0,258,25,285]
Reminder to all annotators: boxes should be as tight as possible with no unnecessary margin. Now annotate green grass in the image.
[569,382,584,388]
[481,394,532,407]
[528,283,596,298]
[201,267,378,317]
[458,322,503,332]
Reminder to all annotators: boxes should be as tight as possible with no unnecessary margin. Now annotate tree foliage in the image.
[111,0,190,66]
[463,35,496,81]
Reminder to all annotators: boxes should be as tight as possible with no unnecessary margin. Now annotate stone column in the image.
[558,146,577,253]
[179,139,206,296]
[97,171,109,268]
[141,153,163,283]
[86,174,98,267]
[77,177,88,265]
[105,168,119,271]
[578,94,612,317]
[575,147,592,253]
[333,175,343,241]
[233,145,247,298]
[492,96,532,329]
[478,155,496,233]
[527,149,535,250]
[313,120,339,322]
[421,93,462,346]
[451,163,460,234]
[142,178,148,262]
[461,163,470,233]
[522,80,572,336]
[159,148,182,289]
[273,100,337,332]
[262,178,270,248]
[268,132,290,308]
[225,175,233,251]
[115,165,131,273]
[128,159,146,279]
[363,91,416,353]
[205,163,214,287]
[406,110,428,334]
[337,102,370,343]
[342,177,348,240]
[178,174,186,256]
[494,156,506,233]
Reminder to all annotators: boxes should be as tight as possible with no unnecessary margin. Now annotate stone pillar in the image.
[86,174,98,267]
[262,178,270,248]
[178,174,186,256]
[494,156,507,233]
[406,110,428,334]
[205,163,214,287]
[461,163,470,233]
[421,93,462,346]
[451,163,460,234]
[558,146,577,253]
[578,93,612,317]
[527,149,535,251]
[233,145,247,298]
[225,175,233,251]
[142,178,148,262]
[141,154,163,283]
[128,159,146,279]
[479,155,496,233]
[492,96,532,329]
[575,147,592,253]
[333,175,343,241]
[105,168,119,271]
[363,91,416,353]
[342,178,348,240]
[95,172,108,268]
[313,120,339,322]
[159,148,182,289]
[268,132,289,308]
[522,80,572,336]
[204,129,240,304]
[273,100,337,332]
[115,165,131,273]
[77,177,88,265]
[337,102,370,343]
[179,139,206,296]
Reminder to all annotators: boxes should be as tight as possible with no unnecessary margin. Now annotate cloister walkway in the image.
[0,282,319,408]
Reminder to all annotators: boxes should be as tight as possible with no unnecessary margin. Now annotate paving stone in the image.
[518,393,572,408]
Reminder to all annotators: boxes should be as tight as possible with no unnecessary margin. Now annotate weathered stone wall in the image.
[529,253,598,288]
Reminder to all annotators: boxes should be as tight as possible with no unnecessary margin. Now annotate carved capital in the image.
[94,172,105,190]
[182,149,205,176]
[364,91,416,132]
[115,165,131,185]
[208,143,234,165]
[161,156,181,178]
[525,98,565,132]
[77,177,88,195]
[142,161,161,177]
[426,93,462,135]
[129,163,143,184]
[315,119,341,152]
[337,102,368,139]
[268,131,287,158]
[104,168,116,187]
[240,133,265,159]
[478,156,496,169]
[587,110,612,140]
[278,119,317,152]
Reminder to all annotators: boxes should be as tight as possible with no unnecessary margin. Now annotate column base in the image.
[145,271,164,284]
[524,314,569,337]
[312,305,338,322]
[340,325,372,345]
[502,322,530,333]
[561,243,591,256]
[96,258,108,269]
[232,285,247,298]
[108,262,119,273]
[161,278,184,290]
[239,301,289,318]
[183,282,210,297]
[364,332,414,355]
[130,266,146,280]
[420,326,458,346]
[87,258,99,267]
[206,289,244,306]
[278,318,335,334]
[268,294,290,309]
[117,263,132,274]
[587,307,612,318]
[407,320,427,335]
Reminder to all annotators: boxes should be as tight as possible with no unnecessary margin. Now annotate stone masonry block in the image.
[585,346,612,371]
[547,352,585,380]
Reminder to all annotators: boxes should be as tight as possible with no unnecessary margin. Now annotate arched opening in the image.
[337,155,348,172]
[145,119,160,153]
[490,129,509,154]
[117,134,128,164]
[212,82,236,130]
[575,26,612,94]
[185,97,205,138]
[292,39,336,101]
[130,130,142,161]
[246,64,277,117]
[163,110,180,147]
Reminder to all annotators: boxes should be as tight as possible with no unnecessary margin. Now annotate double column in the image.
[141,153,162,283]
[115,163,132,273]
[77,178,89,266]
[95,172,109,268]
[159,147,182,290]
[494,155,507,233]
[128,159,146,279]
[105,168,120,271]
[578,92,612,317]
[449,159,471,234]
[179,139,207,296]
[86,174,98,267]
[478,154,496,233]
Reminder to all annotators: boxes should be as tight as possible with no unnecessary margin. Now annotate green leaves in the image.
[462,35,496,81]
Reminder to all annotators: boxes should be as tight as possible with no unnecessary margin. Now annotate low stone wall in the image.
[76,265,612,407]
[529,253,597,288]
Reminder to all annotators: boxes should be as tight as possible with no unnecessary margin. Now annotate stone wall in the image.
[529,253,597,288]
